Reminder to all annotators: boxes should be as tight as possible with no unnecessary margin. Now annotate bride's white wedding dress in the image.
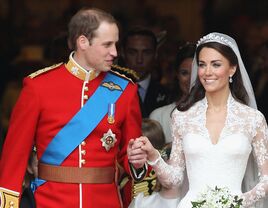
[151,95,268,208]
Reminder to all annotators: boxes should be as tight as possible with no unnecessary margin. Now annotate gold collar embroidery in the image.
[65,52,99,81]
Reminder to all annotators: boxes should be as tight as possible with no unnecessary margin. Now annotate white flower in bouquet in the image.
[191,186,243,208]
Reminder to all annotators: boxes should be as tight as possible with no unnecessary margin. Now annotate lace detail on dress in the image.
[242,175,268,207]
[148,95,268,207]
[242,114,268,207]
[151,114,186,188]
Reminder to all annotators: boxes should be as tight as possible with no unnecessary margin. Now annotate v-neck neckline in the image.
[203,94,231,146]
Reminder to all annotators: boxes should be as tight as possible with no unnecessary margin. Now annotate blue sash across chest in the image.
[32,72,129,189]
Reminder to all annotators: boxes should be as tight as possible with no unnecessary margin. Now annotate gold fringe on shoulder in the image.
[111,64,139,82]
[28,63,63,79]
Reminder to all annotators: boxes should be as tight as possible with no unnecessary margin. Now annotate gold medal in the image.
[107,103,115,124]
[101,129,117,151]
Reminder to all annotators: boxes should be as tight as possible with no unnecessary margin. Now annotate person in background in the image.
[0,7,146,208]
[150,42,195,142]
[128,120,180,208]
[120,118,166,207]
[121,26,170,118]
[129,32,268,208]
[0,45,46,140]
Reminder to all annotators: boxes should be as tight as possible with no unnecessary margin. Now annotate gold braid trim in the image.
[111,64,139,81]
[132,170,157,198]
[28,63,63,79]
[0,188,19,208]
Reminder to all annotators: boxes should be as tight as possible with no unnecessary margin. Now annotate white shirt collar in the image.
[138,74,151,91]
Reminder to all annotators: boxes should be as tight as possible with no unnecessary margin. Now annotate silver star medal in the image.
[101,129,117,151]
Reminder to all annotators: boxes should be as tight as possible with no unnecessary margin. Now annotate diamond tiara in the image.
[197,33,234,48]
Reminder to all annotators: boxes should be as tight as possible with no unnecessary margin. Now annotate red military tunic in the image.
[0,58,142,208]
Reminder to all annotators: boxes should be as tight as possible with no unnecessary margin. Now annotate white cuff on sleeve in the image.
[147,151,161,166]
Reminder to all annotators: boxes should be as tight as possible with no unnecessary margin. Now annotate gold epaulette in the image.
[111,64,139,83]
[28,63,63,79]
[0,188,19,208]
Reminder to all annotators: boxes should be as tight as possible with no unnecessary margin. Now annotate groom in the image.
[0,8,147,208]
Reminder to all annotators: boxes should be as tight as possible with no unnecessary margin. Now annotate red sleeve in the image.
[0,77,40,194]
[117,83,142,174]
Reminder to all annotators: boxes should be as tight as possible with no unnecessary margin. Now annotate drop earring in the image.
[229,76,233,83]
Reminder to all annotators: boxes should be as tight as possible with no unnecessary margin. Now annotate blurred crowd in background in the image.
[0,0,268,150]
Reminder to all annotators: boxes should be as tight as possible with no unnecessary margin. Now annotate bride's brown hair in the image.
[177,42,249,112]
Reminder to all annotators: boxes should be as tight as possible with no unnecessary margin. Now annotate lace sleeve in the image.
[148,112,186,188]
[242,113,268,207]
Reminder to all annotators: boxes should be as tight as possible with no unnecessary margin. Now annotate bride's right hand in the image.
[136,136,160,163]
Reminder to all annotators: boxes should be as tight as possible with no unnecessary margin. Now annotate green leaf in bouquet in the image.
[191,200,206,208]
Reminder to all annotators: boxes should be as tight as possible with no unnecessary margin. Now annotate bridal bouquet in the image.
[191,186,243,208]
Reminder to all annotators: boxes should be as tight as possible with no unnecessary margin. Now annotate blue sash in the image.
[35,72,128,188]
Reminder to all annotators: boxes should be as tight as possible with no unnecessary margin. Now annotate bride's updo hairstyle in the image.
[177,32,256,111]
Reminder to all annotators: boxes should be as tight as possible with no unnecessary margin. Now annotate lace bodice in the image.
[151,95,268,207]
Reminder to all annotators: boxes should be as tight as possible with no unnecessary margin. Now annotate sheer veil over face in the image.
[190,32,257,109]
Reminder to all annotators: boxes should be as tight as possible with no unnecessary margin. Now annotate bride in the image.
[128,32,268,208]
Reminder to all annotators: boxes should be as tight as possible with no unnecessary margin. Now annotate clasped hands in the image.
[127,136,160,169]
